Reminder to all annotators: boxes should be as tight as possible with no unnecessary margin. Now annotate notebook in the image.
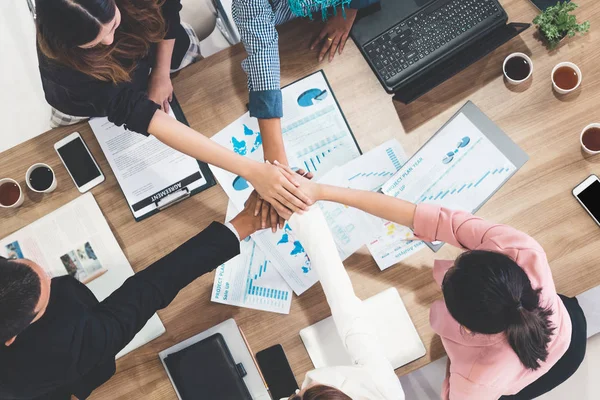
[163,333,252,400]
[299,287,426,369]
[159,319,270,400]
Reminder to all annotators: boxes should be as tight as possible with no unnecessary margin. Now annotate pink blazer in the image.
[413,204,572,400]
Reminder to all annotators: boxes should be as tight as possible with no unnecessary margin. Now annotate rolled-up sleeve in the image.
[161,0,183,39]
[232,0,283,119]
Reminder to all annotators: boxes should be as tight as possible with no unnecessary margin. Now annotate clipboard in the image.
[89,94,216,222]
[382,101,528,252]
[131,94,216,221]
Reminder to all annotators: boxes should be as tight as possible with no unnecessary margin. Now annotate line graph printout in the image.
[369,112,517,268]
[211,202,293,314]
[381,113,516,210]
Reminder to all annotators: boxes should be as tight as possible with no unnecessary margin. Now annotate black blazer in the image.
[0,222,240,400]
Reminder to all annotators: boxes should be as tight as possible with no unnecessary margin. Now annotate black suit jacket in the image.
[0,222,239,400]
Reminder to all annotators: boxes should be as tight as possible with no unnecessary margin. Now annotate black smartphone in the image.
[256,345,299,399]
[529,0,569,12]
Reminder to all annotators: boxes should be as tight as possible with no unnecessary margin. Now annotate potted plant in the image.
[533,1,590,49]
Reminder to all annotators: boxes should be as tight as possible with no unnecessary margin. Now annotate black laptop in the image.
[351,0,530,103]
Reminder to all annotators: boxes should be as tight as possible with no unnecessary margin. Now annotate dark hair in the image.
[0,258,42,343]
[442,250,555,370]
[289,385,351,400]
[36,0,166,83]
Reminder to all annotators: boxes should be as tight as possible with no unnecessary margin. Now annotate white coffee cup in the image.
[503,53,533,85]
[26,163,57,193]
[552,62,582,94]
[0,178,24,209]
[580,123,600,155]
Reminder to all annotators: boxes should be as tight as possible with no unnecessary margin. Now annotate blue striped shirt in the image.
[232,0,378,119]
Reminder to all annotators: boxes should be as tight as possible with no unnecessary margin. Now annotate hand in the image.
[311,8,358,62]
[255,168,315,233]
[245,162,313,219]
[274,162,322,202]
[148,69,173,113]
[230,191,266,240]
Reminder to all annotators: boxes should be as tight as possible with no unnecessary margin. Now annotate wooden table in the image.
[2,0,600,398]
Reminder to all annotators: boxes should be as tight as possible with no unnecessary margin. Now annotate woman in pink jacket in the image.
[280,162,587,400]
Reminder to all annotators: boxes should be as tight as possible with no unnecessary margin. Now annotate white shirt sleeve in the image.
[289,208,405,400]
[223,221,241,241]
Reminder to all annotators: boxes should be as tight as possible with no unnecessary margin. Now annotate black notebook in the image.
[163,333,252,400]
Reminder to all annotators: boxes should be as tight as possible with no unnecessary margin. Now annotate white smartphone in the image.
[54,132,105,193]
[573,174,600,227]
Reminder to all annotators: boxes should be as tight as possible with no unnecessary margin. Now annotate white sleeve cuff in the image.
[224,221,241,241]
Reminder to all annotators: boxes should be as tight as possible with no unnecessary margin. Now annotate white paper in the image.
[369,113,517,270]
[209,72,361,294]
[316,167,383,261]
[382,113,516,210]
[211,203,293,314]
[209,71,361,212]
[89,109,207,219]
[0,193,165,357]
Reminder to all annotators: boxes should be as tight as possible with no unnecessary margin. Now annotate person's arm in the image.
[232,0,286,160]
[148,111,310,218]
[148,39,176,112]
[289,208,405,399]
[72,195,263,376]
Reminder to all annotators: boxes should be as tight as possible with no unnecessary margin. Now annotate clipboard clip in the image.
[155,188,190,210]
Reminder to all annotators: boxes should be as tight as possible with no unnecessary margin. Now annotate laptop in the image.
[351,0,530,103]
[299,288,426,370]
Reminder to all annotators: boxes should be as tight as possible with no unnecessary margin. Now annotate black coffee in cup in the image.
[505,56,531,81]
[29,166,54,191]
[0,182,21,207]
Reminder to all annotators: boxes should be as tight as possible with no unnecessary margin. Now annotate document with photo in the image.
[0,193,165,358]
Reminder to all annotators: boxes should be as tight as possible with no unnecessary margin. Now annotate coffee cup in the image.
[0,178,24,209]
[26,163,57,193]
[503,53,533,85]
[581,123,600,155]
[552,62,582,94]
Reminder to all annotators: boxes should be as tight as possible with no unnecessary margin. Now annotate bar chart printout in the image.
[211,204,293,314]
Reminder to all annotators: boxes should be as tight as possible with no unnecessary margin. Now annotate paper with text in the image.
[89,108,207,219]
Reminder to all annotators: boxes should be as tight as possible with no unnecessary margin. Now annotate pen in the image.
[239,326,270,395]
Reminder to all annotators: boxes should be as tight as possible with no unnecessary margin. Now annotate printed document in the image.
[370,113,517,270]
[0,193,165,358]
[89,108,208,220]
[211,202,293,314]
[209,71,361,294]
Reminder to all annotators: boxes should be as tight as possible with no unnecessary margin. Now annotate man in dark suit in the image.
[0,192,264,400]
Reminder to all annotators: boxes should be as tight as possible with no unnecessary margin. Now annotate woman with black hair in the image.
[279,163,587,400]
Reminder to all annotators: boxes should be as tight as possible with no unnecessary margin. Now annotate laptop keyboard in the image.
[364,0,505,82]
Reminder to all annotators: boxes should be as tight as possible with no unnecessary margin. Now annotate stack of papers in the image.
[209,71,409,313]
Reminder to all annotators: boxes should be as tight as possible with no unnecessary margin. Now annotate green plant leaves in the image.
[532,1,590,49]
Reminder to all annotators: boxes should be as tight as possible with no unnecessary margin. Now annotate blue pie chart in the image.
[232,176,249,191]
[297,88,328,107]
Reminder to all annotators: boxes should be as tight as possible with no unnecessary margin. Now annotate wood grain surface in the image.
[1,0,600,398]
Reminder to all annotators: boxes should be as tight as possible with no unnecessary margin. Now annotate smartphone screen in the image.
[56,137,102,187]
[576,179,600,223]
[530,0,570,11]
[256,345,299,399]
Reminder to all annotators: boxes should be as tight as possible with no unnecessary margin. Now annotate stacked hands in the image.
[236,161,321,235]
